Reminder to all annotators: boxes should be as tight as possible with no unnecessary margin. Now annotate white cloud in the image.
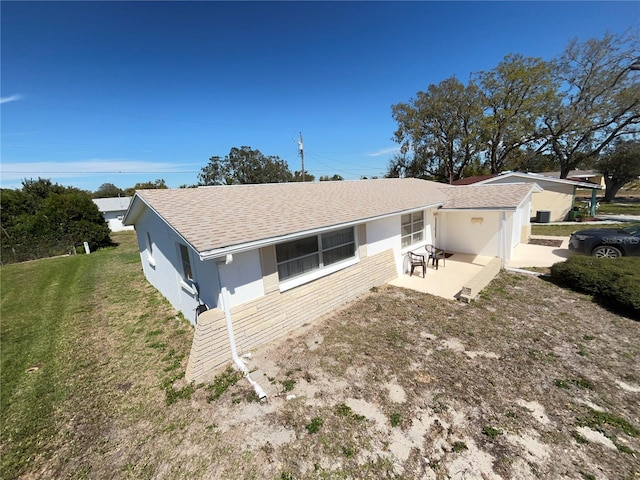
[0,94,23,104]
[367,146,401,157]
[0,159,194,182]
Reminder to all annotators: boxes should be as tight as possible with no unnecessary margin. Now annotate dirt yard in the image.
[160,272,640,480]
[16,259,639,480]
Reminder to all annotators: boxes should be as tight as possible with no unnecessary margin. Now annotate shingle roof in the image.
[93,197,132,212]
[450,174,498,185]
[440,183,536,209]
[476,171,600,189]
[131,178,450,254]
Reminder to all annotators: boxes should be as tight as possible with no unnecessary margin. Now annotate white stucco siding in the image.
[218,249,265,309]
[135,208,205,324]
[103,211,134,232]
[440,211,501,257]
[366,210,434,276]
[194,259,220,312]
[367,216,399,256]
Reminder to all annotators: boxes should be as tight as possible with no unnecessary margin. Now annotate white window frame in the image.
[146,232,156,267]
[401,211,424,249]
[178,243,194,282]
[276,227,358,291]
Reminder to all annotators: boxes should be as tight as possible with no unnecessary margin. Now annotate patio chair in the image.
[407,251,426,277]
[426,244,446,270]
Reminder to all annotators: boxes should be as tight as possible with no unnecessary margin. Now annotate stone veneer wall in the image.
[186,248,397,383]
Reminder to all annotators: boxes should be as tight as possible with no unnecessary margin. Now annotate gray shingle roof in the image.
[92,197,132,212]
[440,184,536,209]
[128,178,535,255]
[132,179,449,254]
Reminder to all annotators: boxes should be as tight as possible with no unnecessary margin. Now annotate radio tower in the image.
[298,132,305,182]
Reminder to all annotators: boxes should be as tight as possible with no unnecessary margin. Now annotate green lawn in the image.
[0,232,193,479]
[531,222,635,237]
[597,203,640,215]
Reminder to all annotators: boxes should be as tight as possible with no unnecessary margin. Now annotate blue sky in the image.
[1,1,638,191]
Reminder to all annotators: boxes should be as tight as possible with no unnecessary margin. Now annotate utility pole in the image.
[298,132,305,182]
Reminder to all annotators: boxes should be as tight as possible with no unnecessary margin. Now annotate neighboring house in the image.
[452,171,601,222]
[123,178,537,382]
[541,169,606,188]
[93,197,133,232]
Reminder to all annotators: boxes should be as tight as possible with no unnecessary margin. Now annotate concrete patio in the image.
[390,236,571,301]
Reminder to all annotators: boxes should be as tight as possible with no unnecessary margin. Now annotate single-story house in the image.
[452,171,601,222]
[123,178,538,383]
[93,197,134,232]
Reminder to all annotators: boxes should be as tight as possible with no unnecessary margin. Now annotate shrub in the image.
[550,256,640,317]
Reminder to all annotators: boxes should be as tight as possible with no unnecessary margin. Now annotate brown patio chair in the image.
[407,251,426,277]
[426,244,446,270]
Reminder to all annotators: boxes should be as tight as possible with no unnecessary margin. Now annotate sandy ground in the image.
[173,272,640,480]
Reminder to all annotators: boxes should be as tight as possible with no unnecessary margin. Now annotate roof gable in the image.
[473,171,601,189]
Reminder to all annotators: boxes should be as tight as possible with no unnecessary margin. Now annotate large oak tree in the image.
[390,77,483,183]
[541,33,640,178]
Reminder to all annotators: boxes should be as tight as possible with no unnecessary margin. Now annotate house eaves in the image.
[475,171,601,190]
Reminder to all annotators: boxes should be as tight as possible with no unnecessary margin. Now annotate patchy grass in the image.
[2,231,640,479]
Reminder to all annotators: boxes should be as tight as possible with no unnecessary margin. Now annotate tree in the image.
[198,146,294,185]
[390,77,484,183]
[293,170,315,182]
[1,178,112,264]
[475,54,556,174]
[93,183,124,198]
[124,179,168,196]
[319,174,344,181]
[540,33,640,178]
[596,139,640,201]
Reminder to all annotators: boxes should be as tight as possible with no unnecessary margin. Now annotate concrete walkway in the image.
[508,235,571,269]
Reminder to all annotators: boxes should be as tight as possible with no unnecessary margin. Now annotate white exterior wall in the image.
[439,210,502,257]
[133,207,441,323]
[218,250,265,309]
[438,207,528,262]
[104,211,134,232]
[366,209,434,276]
[135,208,218,324]
[502,211,515,262]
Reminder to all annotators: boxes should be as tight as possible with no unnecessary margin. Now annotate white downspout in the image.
[216,255,267,400]
[499,211,507,264]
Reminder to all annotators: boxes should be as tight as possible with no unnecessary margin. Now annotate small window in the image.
[179,244,193,281]
[401,211,424,247]
[146,232,153,256]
